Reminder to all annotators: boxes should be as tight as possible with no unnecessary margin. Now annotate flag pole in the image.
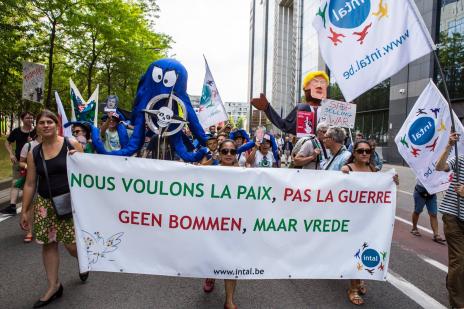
[432,50,461,219]
[408,0,461,218]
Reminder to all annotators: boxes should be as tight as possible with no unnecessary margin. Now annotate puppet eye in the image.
[152,67,163,83]
[163,70,177,87]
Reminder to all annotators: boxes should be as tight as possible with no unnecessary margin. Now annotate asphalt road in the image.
[0,164,451,309]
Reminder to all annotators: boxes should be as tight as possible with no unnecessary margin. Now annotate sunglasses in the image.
[355,148,372,155]
[72,129,83,136]
[220,148,237,155]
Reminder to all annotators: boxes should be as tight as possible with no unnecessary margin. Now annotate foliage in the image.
[236,116,245,129]
[228,115,235,128]
[0,0,171,118]
[437,31,464,100]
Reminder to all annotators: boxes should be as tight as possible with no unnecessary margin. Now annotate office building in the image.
[248,0,464,163]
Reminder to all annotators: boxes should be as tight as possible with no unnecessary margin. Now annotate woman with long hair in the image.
[203,139,238,309]
[20,110,85,308]
[341,139,398,306]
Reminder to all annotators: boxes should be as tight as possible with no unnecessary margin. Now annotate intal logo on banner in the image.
[401,109,442,160]
[320,0,387,44]
[319,0,388,78]
[354,242,387,276]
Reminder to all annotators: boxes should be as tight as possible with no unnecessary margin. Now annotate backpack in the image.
[290,135,318,168]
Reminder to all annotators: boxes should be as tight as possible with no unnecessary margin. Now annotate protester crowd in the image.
[0,70,462,309]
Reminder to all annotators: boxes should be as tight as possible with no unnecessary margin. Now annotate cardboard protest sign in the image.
[319,99,356,129]
[22,62,45,103]
[297,110,315,137]
[255,126,265,143]
[104,95,119,112]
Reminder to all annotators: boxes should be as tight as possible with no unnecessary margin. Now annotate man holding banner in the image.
[312,0,463,306]
[436,132,464,308]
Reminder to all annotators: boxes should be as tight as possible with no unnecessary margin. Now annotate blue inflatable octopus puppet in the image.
[91,59,208,162]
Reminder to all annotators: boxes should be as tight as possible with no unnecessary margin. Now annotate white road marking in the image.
[395,215,434,235]
[398,189,413,196]
[0,206,22,223]
[387,270,446,309]
[0,215,12,223]
[418,255,449,273]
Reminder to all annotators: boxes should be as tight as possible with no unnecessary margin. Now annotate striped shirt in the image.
[439,155,464,221]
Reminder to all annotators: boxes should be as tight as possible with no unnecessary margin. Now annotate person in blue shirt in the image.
[200,134,219,165]
[322,127,351,171]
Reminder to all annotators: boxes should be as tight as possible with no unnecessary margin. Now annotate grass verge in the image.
[0,137,12,180]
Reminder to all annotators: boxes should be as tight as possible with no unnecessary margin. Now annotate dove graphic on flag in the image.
[197,57,228,129]
[312,0,435,102]
[70,79,99,126]
[394,80,464,194]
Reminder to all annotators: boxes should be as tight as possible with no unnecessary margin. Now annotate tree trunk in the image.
[9,113,14,132]
[45,20,57,109]
[106,64,111,95]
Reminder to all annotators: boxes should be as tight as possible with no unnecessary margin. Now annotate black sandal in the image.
[433,235,446,245]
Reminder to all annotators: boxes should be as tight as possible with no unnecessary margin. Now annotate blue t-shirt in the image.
[323,146,351,171]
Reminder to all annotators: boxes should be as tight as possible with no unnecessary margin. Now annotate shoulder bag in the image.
[39,138,73,219]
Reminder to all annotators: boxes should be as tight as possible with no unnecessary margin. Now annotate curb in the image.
[0,178,12,191]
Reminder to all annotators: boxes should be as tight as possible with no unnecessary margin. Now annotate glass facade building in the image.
[248,0,464,163]
[438,0,464,102]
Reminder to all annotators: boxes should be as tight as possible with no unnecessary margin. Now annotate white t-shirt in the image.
[237,152,248,167]
[252,150,275,168]
[20,140,39,159]
[104,130,121,151]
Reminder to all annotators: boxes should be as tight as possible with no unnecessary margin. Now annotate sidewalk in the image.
[0,178,21,210]
[384,163,415,193]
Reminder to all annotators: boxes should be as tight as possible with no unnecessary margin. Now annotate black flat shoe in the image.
[32,284,63,308]
[79,271,89,282]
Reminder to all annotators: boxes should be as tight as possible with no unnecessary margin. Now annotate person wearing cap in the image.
[250,71,329,135]
[200,134,220,165]
[247,133,278,168]
[101,112,122,151]
[230,129,256,167]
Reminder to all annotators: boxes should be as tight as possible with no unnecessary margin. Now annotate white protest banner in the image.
[312,0,435,102]
[319,99,357,129]
[394,80,464,194]
[197,57,228,128]
[69,154,397,280]
[22,62,45,103]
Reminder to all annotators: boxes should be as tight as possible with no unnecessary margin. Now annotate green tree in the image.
[29,0,77,108]
[0,0,171,119]
[438,31,464,99]
[236,116,245,129]
[228,115,236,128]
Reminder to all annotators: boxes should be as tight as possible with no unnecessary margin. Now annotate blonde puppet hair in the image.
[302,71,329,89]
